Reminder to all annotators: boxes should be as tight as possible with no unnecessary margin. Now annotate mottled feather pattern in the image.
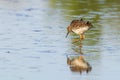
[66,18,93,38]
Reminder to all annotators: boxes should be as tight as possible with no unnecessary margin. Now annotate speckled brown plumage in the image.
[66,18,93,40]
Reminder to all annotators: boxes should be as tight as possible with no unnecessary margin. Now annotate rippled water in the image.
[0,0,120,80]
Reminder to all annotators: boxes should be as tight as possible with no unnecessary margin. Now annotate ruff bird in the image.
[66,18,93,40]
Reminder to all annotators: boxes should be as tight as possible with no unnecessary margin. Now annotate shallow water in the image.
[0,0,120,80]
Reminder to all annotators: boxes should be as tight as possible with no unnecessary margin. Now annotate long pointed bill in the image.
[66,32,69,38]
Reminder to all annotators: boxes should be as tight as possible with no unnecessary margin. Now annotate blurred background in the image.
[0,0,120,80]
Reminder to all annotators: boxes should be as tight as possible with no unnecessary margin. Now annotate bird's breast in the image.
[72,26,89,34]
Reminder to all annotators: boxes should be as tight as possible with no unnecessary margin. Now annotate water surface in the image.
[0,0,120,80]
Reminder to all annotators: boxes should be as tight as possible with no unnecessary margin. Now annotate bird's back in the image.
[70,19,92,34]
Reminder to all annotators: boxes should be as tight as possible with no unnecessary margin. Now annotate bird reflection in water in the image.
[67,55,92,74]
[67,34,92,74]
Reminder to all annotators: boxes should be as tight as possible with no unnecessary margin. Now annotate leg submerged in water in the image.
[79,34,85,40]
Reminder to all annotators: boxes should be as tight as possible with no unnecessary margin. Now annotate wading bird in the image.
[66,18,93,40]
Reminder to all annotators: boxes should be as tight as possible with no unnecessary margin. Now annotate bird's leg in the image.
[82,34,85,40]
[79,34,83,40]
[79,35,82,40]
[80,34,85,40]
